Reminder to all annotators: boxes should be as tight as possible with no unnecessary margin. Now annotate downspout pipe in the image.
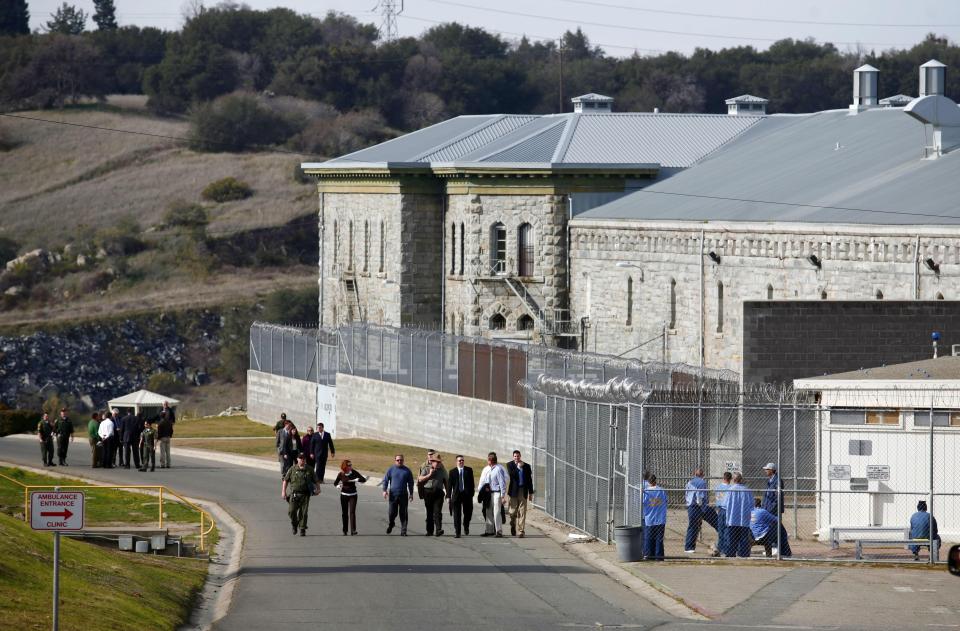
[319,189,325,328]
[915,234,921,299]
[441,193,447,330]
[699,228,705,371]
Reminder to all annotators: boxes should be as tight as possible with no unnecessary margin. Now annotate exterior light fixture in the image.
[807,254,822,269]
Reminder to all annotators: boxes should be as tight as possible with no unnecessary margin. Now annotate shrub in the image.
[0,237,19,267]
[292,162,311,185]
[145,371,188,396]
[0,410,37,436]
[202,177,253,203]
[164,200,208,228]
[289,109,392,157]
[95,217,145,256]
[189,93,302,152]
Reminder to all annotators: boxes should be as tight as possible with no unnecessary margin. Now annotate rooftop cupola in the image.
[571,93,613,114]
[920,59,946,97]
[850,64,879,113]
[725,94,768,116]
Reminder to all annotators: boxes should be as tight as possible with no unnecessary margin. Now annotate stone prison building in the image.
[304,61,960,377]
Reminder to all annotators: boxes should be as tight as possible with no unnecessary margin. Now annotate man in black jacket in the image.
[507,450,535,538]
[311,422,335,483]
[120,411,141,470]
[157,410,174,468]
[447,455,475,538]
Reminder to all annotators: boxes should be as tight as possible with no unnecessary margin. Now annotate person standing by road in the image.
[302,426,315,470]
[507,450,534,538]
[684,468,708,553]
[139,419,157,472]
[274,413,289,477]
[157,407,174,469]
[110,408,123,467]
[418,451,448,536]
[312,422,335,483]
[382,454,414,536]
[87,412,101,468]
[642,474,668,560]
[334,459,367,535]
[54,408,73,466]
[97,412,115,469]
[280,424,302,477]
[282,453,319,536]
[762,463,784,515]
[159,400,176,427]
[725,473,753,557]
[121,410,140,470]
[448,455,474,538]
[478,452,508,537]
[37,413,55,467]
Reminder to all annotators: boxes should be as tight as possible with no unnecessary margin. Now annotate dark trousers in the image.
[756,524,793,557]
[111,434,120,466]
[340,494,358,533]
[451,495,473,535]
[685,504,703,550]
[56,437,69,464]
[140,445,155,471]
[40,438,54,465]
[388,493,409,533]
[315,456,328,482]
[644,524,665,560]
[716,508,728,555]
[100,437,113,468]
[726,525,751,557]
[423,489,444,534]
[122,441,141,468]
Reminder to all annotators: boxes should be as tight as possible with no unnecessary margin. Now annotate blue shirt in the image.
[381,465,414,497]
[642,487,668,526]
[685,477,707,507]
[750,507,778,539]
[910,511,940,540]
[715,482,730,510]
[725,483,753,527]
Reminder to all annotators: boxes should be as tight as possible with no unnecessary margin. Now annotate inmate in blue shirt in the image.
[750,507,778,539]
[714,482,730,509]
[685,477,707,507]
[643,487,668,526]
[725,484,753,527]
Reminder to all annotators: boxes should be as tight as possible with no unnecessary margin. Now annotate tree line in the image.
[2,1,960,151]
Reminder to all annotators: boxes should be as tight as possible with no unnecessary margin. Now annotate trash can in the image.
[614,525,644,562]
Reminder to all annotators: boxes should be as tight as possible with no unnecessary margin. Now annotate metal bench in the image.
[829,526,909,549]
[854,538,940,561]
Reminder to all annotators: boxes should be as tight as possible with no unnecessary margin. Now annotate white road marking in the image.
[894,586,914,592]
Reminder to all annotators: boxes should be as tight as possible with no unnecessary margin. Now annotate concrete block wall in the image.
[335,373,533,460]
[246,370,316,429]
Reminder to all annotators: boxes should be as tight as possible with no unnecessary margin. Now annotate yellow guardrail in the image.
[0,472,216,552]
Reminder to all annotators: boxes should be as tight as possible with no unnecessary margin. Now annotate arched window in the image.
[517,314,535,331]
[332,220,339,264]
[626,276,633,326]
[489,313,506,330]
[363,220,369,272]
[490,222,506,274]
[348,220,354,270]
[937,292,945,300]
[450,222,456,274]
[766,284,774,300]
[820,289,828,300]
[518,223,534,276]
[668,278,677,329]
[379,220,385,272]
[716,281,724,333]
[875,289,884,300]
[459,222,465,275]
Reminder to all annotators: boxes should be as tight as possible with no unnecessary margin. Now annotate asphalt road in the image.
[0,438,671,631]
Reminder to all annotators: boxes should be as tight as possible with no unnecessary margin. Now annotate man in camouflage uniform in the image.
[37,413,56,467]
[139,420,157,472]
[54,408,74,466]
[282,453,319,536]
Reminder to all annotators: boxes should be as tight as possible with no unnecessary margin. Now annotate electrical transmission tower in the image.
[374,0,403,41]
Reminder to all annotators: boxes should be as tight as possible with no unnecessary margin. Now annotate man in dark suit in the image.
[507,450,535,538]
[311,422,335,483]
[447,455,475,538]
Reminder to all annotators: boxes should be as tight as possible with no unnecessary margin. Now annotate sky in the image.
[28,0,960,57]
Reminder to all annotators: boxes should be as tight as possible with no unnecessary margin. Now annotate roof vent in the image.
[879,94,913,108]
[725,94,768,116]
[920,59,946,97]
[904,61,960,159]
[850,64,879,113]
[571,93,613,114]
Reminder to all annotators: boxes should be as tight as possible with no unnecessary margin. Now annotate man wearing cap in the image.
[282,453,319,536]
[54,408,74,466]
[418,450,447,536]
[311,422,335,483]
[909,500,940,561]
[762,463,784,515]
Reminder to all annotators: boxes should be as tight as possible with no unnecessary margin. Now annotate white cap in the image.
[763,462,776,470]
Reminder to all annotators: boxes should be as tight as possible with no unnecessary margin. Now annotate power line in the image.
[418,0,914,47]
[554,0,960,29]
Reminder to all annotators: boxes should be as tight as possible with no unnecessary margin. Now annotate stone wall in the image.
[335,373,533,460]
[246,370,317,429]
[569,220,960,374]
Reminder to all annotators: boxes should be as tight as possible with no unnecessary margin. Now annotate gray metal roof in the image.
[725,94,769,104]
[804,355,960,381]
[574,107,960,225]
[571,93,614,102]
[305,111,763,171]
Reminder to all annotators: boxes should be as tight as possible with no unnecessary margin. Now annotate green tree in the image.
[45,3,86,35]
[0,0,30,36]
[93,0,118,30]
[189,93,301,152]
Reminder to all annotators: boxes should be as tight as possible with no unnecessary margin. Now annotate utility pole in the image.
[558,37,565,113]
[375,0,403,42]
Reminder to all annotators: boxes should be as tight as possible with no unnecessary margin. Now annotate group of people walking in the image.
[37,401,176,472]
[642,463,792,559]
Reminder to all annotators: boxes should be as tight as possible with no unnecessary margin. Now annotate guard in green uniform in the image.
[54,408,74,466]
[87,413,101,468]
[139,420,157,472]
[282,453,319,536]
[37,413,55,466]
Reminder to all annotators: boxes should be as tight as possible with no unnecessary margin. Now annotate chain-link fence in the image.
[249,323,338,385]
[533,381,956,564]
